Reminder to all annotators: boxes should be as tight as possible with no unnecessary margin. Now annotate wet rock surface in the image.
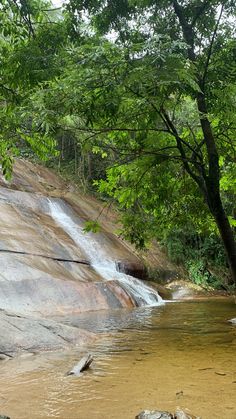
[0,309,95,356]
[116,260,148,280]
[0,254,134,315]
[0,159,151,354]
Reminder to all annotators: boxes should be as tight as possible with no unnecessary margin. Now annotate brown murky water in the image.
[0,299,236,419]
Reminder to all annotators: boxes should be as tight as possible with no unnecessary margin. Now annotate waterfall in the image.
[48,199,164,307]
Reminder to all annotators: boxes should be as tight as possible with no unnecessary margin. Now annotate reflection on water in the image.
[0,300,236,419]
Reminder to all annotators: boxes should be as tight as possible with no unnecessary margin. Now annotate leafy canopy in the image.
[26,1,236,247]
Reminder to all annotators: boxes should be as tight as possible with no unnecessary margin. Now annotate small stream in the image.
[0,299,236,418]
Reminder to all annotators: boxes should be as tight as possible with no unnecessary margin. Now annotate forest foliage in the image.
[0,0,236,287]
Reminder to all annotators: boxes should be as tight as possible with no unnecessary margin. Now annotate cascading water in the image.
[48,199,163,307]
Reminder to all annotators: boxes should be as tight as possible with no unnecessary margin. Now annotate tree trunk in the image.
[197,95,236,284]
[206,189,236,284]
[87,152,92,181]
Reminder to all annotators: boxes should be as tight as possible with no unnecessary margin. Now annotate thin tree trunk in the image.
[197,96,236,284]
[206,189,236,284]
[87,152,92,181]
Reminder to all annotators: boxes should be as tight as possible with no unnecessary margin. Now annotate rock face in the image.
[0,309,96,356]
[0,253,135,316]
[0,159,153,354]
[116,260,148,280]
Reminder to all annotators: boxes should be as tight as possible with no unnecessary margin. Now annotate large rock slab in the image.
[0,185,137,353]
[0,254,134,315]
[0,185,137,315]
[0,159,163,355]
[0,309,95,356]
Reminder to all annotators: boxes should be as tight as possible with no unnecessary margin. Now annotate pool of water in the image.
[0,299,236,418]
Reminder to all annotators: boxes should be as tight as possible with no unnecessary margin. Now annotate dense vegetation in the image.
[0,0,235,287]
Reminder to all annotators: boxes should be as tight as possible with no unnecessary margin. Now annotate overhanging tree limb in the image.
[201,4,224,88]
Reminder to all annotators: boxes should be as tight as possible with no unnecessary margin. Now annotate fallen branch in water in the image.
[67,354,93,376]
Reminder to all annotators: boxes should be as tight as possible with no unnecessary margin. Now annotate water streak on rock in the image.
[48,199,163,307]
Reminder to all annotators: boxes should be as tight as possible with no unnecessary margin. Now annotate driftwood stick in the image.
[67,354,93,376]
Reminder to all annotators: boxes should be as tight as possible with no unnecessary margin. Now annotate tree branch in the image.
[11,0,35,38]
[172,0,195,61]
[161,108,207,192]
[62,126,170,134]
[201,4,224,88]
